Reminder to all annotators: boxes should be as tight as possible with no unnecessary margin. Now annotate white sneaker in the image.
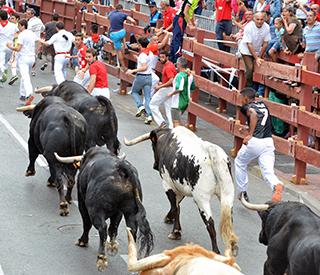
[135,106,145,117]
[144,116,152,124]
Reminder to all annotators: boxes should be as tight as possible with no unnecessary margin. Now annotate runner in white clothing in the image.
[40,21,74,84]
[0,10,18,83]
[7,19,38,105]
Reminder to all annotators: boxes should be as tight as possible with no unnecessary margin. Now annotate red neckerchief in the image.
[92,34,100,43]
[141,48,151,55]
[0,20,8,27]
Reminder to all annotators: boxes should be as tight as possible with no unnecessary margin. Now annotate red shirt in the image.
[89,61,108,88]
[163,6,176,30]
[147,43,159,55]
[78,43,88,70]
[162,61,177,84]
[317,12,320,22]
[215,0,232,22]
[1,5,15,16]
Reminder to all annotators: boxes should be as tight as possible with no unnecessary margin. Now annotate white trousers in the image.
[54,54,69,84]
[18,55,35,98]
[151,72,160,96]
[235,137,282,192]
[150,87,173,129]
[92,87,110,99]
[0,49,11,77]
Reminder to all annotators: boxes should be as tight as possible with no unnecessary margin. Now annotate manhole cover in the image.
[57,224,81,233]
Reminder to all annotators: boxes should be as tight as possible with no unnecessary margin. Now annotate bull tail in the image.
[205,142,238,257]
[117,162,154,257]
[133,187,154,257]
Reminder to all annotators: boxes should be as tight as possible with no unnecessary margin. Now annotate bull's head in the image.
[124,127,170,170]
[240,194,274,245]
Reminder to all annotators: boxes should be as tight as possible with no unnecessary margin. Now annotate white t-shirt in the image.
[137,51,153,75]
[17,29,38,58]
[28,16,45,39]
[47,29,75,53]
[239,21,271,56]
[0,21,18,50]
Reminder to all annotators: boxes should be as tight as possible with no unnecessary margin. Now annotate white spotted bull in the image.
[124,126,238,257]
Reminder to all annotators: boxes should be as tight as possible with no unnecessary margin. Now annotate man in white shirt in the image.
[126,37,154,124]
[239,12,271,87]
[0,10,18,83]
[7,19,38,104]
[40,21,74,84]
[26,8,44,76]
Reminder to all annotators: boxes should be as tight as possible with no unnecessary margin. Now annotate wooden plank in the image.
[84,12,96,23]
[301,70,320,87]
[277,51,301,65]
[193,41,237,68]
[105,63,119,78]
[298,109,320,133]
[295,144,320,168]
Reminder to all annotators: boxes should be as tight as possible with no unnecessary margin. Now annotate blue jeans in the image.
[215,20,232,52]
[131,74,152,116]
[169,15,187,63]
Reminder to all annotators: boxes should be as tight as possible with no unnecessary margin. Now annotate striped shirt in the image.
[303,21,320,52]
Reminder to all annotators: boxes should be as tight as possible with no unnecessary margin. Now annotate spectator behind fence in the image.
[231,9,253,42]
[41,13,59,72]
[170,0,199,63]
[108,4,136,70]
[148,1,162,28]
[239,12,270,87]
[126,37,154,125]
[159,0,176,32]
[281,6,303,54]
[215,0,232,52]
[299,10,320,58]
[268,17,284,62]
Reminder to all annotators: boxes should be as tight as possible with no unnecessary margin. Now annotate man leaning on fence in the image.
[239,12,270,88]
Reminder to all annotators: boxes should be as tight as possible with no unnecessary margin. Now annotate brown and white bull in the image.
[124,126,238,257]
[126,228,243,275]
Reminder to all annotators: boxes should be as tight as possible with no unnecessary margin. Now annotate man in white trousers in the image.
[235,87,284,203]
[0,10,18,83]
[150,50,176,128]
[7,19,37,105]
[40,21,74,84]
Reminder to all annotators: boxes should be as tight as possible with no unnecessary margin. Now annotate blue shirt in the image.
[109,10,128,32]
[303,22,320,52]
[150,10,162,27]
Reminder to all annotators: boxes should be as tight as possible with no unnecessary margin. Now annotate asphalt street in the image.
[0,64,298,275]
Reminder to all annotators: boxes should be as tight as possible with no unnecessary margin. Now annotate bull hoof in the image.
[75,239,88,247]
[47,181,56,188]
[168,230,181,240]
[65,195,72,204]
[25,170,35,177]
[232,244,239,257]
[106,240,119,256]
[96,255,108,271]
[164,215,174,224]
[59,202,69,216]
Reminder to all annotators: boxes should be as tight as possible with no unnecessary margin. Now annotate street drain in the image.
[57,224,81,234]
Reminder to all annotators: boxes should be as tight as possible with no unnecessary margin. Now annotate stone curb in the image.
[249,165,320,215]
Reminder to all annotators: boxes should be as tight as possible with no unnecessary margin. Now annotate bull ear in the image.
[150,131,157,143]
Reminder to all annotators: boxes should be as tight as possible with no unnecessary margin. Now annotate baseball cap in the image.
[148,0,157,7]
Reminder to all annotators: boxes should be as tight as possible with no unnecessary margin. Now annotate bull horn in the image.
[126,228,170,272]
[123,133,150,146]
[34,85,53,93]
[240,193,269,211]
[16,104,36,112]
[54,152,84,163]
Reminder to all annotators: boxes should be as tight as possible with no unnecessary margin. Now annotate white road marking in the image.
[0,264,5,275]
[120,254,128,263]
[0,114,47,168]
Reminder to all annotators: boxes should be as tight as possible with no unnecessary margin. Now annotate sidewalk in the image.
[108,75,320,215]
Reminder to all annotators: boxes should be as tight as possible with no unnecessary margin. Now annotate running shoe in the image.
[8,75,19,85]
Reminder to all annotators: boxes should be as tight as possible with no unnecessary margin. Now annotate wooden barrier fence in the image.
[37,0,320,185]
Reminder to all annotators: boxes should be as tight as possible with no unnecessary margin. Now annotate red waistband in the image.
[56,52,69,55]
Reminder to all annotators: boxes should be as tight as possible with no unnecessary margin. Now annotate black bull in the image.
[241,197,320,275]
[74,147,154,271]
[26,96,87,216]
[37,81,120,154]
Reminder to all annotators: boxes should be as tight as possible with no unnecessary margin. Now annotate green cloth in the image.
[174,71,195,113]
[268,91,288,136]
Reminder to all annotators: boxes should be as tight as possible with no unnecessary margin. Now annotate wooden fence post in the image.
[187,29,205,131]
